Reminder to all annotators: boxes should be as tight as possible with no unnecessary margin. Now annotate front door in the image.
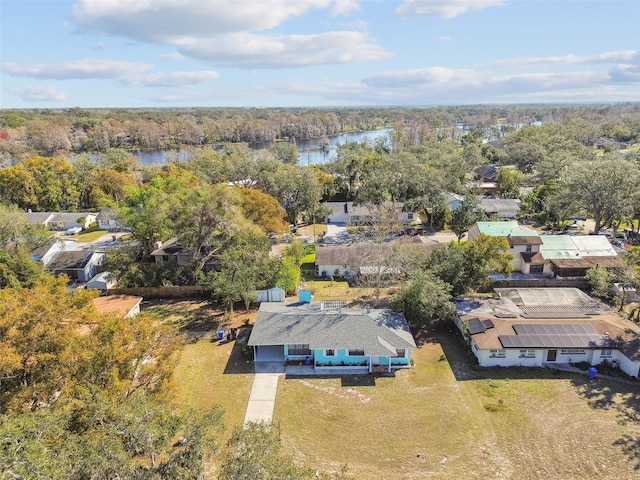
[547,349,557,362]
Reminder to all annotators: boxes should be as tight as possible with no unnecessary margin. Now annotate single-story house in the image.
[471,165,500,194]
[454,287,640,377]
[150,238,219,272]
[96,207,126,231]
[29,238,79,266]
[455,288,640,377]
[47,250,105,281]
[22,211,55,228]
[446,196,520,219]
[477,198,520,219]
[45,212,97,231]
[322,201,418,224]
[315,239,437,279]
[248,300,417,373]
[150,238,192,267]
[93,295,142,318]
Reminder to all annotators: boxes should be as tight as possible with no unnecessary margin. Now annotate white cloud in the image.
[177,31,391,68]
[8,85,67,102]
[72,0,386,68]
[492,50,640,67]
[1,59,153,79]
[91,43,104,51]
[74,0,348,41]
[330,0,360,16]
[396,0,506,19]
[119,71,220,87]
[160,52,186,61]
[437,36,453,42]
[363,67,479,88]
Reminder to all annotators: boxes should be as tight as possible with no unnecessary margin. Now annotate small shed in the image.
[86,271,116,291]
[254,287,286,303]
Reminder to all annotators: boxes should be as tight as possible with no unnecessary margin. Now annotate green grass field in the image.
[72,230,108,242]
[273,331,640,479]
[150,299,640,480]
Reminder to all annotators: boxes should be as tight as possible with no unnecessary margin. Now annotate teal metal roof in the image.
[539,235,579,260]
[539,234,617,260]
[475,221,538,237]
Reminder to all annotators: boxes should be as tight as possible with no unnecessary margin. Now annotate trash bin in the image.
[304,356,311,365]
[217,330,225,341]
[588,367,597,380]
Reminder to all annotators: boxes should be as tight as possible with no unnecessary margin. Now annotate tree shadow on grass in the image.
[341,375,376,387]
[144,299,223,339]
[571,376,640,469]
[222,327,255,375]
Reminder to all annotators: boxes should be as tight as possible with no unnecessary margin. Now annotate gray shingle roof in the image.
[248,302,416,356]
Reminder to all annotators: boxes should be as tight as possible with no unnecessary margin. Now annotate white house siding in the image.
[614,354,640,377]
[476,348,543,367]
[316,263,354,279]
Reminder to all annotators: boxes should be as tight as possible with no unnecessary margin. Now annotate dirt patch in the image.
[296,379,371,403]
[142,299,258,340]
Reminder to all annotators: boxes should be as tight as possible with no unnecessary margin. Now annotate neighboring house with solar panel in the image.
[247,298,417,374]
[454,287,640,377]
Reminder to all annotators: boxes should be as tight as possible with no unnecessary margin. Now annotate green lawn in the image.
[273,330,640,479]
[147,299,640,480]
[72,230,108,242]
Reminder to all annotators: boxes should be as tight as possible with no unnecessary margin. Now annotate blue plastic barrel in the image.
[217,330,225,340]
[304,356,311,365]
[588,367,597,380]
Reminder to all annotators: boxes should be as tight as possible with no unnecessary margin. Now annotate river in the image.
[130,128,393,166]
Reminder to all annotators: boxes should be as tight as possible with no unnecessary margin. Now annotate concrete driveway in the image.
[243,362,284,424]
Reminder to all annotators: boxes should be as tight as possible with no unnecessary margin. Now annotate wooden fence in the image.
[107,286,210,299]
[489,278,590,289]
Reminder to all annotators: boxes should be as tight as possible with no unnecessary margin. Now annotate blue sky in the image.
[1,0,639,108]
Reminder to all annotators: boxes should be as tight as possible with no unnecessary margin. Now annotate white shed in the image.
[86,271,116,291]
[254,287,286,303]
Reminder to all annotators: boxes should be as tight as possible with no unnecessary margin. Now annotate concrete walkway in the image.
[243,362,284,424]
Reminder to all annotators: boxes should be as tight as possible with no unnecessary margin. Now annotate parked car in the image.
[65,227,82,235]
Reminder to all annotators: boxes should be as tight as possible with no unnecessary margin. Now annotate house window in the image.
[519,349,536,358]
[325,349,335,356]
[394,349,406,358]
[525,245,532,252]
[407,213,414,220]
[489,349,506,358]
[288,344,311,356]
[348,349,365,356]
[560,349,585,355]
[600,349,612,357]
[162,255,169,262]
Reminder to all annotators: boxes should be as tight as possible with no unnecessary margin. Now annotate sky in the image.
[1,0,639,109]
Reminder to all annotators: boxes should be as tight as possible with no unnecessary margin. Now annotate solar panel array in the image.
[513,324,597,336]
[467,318,495,335]
[499,323,601,348]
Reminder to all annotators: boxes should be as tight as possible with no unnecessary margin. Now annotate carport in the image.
[254,345,285,362]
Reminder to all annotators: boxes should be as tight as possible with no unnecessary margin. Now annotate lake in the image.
[130,128,393,166]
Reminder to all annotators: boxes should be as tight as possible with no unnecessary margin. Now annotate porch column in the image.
[388,356,391,372]
[253,346,256,360]
[369,356,372,373]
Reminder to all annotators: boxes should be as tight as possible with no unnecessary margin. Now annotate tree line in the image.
[1,104,639,160]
